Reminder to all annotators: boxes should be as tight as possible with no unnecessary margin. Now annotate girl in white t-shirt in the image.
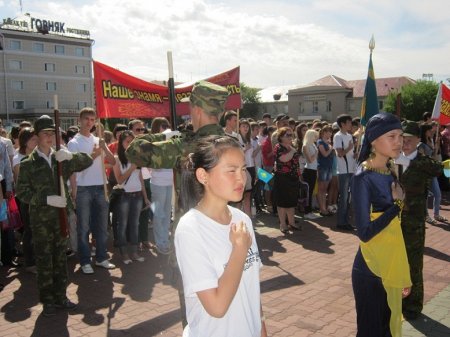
[112,131,150,264]
[175,135,267,337]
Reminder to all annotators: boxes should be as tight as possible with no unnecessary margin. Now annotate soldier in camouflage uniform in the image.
[126,80,229,326]
[396,121,442,320]
[16,115,93,317]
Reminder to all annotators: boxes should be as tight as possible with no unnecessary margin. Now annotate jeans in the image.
[76,185,109,266]
[430,177,441,215]
[117,192,143,255]
[138,178,152,243]
[150,183,172,251]
[337,173,353,226]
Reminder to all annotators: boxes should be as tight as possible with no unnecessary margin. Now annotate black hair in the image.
[419,123,432,144]
[18,127,35,155]
[336,114,352,128]
[112,124,128,139]
[180,135,242,211]
[422,111,432,121]
[117,130,135,168]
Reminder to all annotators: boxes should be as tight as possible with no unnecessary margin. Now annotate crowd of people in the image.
[0,79,448,335]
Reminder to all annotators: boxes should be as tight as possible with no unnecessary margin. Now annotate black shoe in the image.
[337,224,354,231]
[43,304,57,317]
[55,299,77,310]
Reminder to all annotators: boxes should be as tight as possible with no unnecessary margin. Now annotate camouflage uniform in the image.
[16,149,92,305]
[126,80,229,326]
[400,122,442,318]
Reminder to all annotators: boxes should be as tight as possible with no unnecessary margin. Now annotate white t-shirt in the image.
[303,143,318,170]
[141,167,152,180]
[238,134,255,168]
[333,131,356,174]
[67,133,101,186]
[118,160,141,193]
[175,206,262,337]
[12,153,26,169]
[150,169,173,186]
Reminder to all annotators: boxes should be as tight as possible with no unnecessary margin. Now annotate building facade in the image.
[0,14,93,129]
[258,75,416,122]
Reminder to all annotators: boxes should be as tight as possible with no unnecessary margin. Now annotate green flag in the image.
[360,52,379,126]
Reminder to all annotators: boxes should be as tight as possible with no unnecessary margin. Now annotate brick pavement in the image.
[0,197,449,336]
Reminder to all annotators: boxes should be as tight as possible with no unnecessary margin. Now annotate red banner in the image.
[439,84,450,125]
[93,61,241,119]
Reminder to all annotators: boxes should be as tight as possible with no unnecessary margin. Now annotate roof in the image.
[257,85,298,103]
[306,75,352,89]
[347,76,416,97]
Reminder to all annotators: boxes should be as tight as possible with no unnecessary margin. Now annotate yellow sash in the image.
[360,212,412,337]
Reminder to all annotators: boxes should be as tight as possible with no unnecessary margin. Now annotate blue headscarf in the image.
[358,113,402,164]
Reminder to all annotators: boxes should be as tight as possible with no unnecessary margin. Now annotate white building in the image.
[0,14,93,129]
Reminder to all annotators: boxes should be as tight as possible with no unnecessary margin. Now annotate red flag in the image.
[439,84,450,125]
[93,61,241,119]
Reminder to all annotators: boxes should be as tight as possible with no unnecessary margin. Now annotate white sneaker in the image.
[304,212,320,220]
[95,260,116,269]
[81,264,94,274]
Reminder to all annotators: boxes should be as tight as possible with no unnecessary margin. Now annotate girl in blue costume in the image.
[351,113,411,337]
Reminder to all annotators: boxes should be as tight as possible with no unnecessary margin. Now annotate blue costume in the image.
[351,165,403,337]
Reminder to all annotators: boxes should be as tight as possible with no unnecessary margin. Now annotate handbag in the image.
[2,196,23,230]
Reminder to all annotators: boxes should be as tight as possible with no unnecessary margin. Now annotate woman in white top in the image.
[149,117,174,255]
[302,129,320,220]
[12,127,38,184]
[175,135,267,337]
[112,131,150,264]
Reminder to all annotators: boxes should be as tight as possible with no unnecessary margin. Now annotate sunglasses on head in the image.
[284,134,293,137]
[135,128,146,132]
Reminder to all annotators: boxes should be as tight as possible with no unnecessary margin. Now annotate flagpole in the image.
[167,51,177,130]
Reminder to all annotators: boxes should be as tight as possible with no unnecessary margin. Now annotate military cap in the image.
[182,80,229,116]
[402,121,420,137]
[34,115,55,134]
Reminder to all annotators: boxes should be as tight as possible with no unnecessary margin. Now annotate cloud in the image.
[7,0,450,87]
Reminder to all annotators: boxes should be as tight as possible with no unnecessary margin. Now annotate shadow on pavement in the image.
[405,313,450,336]
[31,312,69,337]
[0,269,39,322]
[283,220,335,254]
[261,272,304,294]
[107,308,181,337]
[255,231,286,267]
[424,246,450,263]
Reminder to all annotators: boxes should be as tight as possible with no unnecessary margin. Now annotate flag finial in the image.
[369,35,375,52]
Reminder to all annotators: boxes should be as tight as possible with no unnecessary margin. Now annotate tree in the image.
[384,80,439,121]
[239,82,261,119]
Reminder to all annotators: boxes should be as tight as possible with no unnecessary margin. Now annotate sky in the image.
[1,0,449,88]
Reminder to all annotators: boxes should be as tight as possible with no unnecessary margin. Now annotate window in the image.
[45,63,56,72]
[11,80,24,90]
[46,101,52,109]
[10,40,21,50]
[46,82,57,91]
[298,102,303,113]
[379,100,384,110]
[75,47,84,57]
[77,101,88,109]
[13,101,25,109]
[75,65,86,74]
[55,45,65,54]
[313,101,319,113]
[76,83,87,92]
[9,60,22,70]
[326,101,332,112]
[33,42,44,53]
